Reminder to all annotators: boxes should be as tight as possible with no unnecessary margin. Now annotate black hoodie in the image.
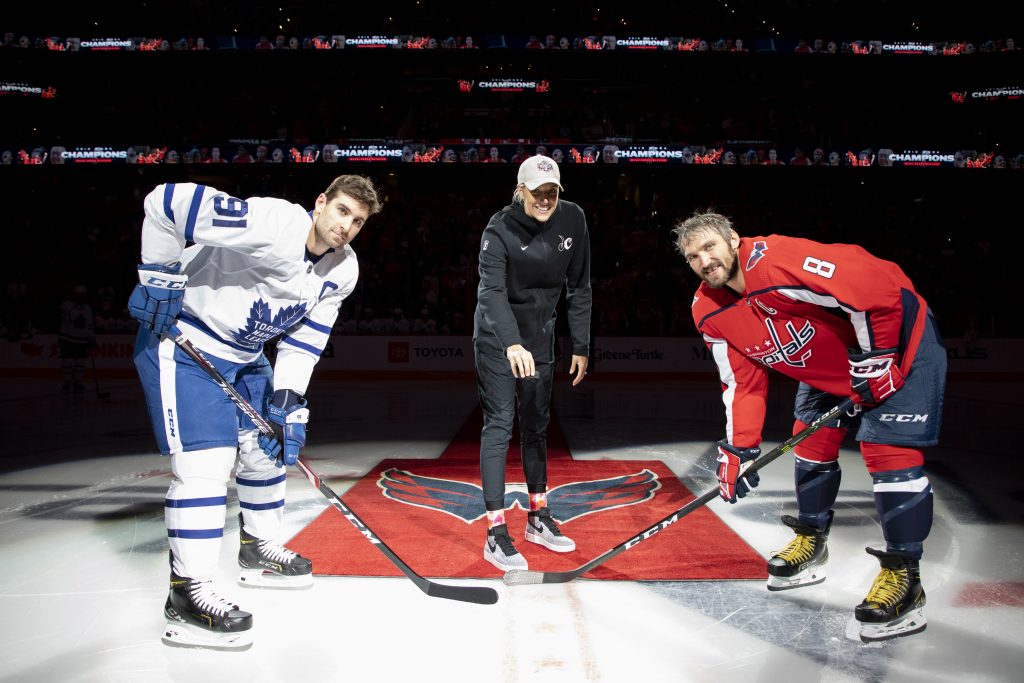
[473,199,592,362]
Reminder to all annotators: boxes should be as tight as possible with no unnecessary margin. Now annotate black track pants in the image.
[475,341,555,511]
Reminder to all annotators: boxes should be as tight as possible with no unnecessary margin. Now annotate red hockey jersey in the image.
[691,235,928,448]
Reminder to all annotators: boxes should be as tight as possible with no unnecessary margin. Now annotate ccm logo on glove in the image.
[258,389,309,467]
[141,274,188,289]
[848,347,905,406]
[127,263,187,335]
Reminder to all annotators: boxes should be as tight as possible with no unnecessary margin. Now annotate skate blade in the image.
[162,622,253,650]
[237,569,314,589]
[766,570,826,592]
[524,531,576,553]
[859,608,927,642]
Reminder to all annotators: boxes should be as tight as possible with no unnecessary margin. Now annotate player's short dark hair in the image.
[324,175,383,216]
[672,211,734,255]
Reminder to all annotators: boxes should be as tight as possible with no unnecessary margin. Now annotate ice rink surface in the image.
[0,375,1020,683]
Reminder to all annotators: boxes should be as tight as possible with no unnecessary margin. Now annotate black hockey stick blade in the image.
[503,398,855,586]
[167,326,499,605]
[294,459,498,605]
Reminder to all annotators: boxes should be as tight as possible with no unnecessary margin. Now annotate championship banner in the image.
[0,83,57,98]
[887,149,957,167]
[77,38,135,51]
[880,42,936,54]
[22,33,1018,56]
[60,147,129,163]
[323,144,405,162]
[3,140,1016,166]
[457,79,551,93]
[344,35,401,48]
[617,37,675,50]
[950,86,1024,103]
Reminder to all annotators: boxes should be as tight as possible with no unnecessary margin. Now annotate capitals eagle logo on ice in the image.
[234,299,308,349]
[377,468,661,523]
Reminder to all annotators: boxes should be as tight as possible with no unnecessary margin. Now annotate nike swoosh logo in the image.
[521,245,529,250]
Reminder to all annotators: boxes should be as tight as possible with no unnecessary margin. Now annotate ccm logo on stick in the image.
[879,414,928,422]
[623,512,682,549]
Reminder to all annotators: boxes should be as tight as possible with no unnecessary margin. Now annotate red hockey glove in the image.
[716,440,761,504]
[848,348,905,406]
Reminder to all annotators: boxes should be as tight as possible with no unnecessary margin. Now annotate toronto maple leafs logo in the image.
[378,468,660,524]
[233,299,308,349]
[745,240,768,271]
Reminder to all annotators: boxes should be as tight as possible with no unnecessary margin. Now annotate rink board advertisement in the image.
[1,335,1021,378]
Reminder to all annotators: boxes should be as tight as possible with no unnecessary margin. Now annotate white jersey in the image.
[58,300,95,345]
[140,182,358,393]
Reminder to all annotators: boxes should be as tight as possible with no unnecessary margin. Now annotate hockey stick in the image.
[503,397,855,586]
[166,326,499,606]
[90,354,111,399]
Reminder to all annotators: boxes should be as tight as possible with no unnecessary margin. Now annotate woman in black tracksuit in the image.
[474,155,592,572]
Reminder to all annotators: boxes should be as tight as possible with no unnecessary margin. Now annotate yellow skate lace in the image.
[863,568,909,607]
[773,533,816,565]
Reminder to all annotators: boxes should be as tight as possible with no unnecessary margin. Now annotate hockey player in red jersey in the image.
[674,211,946,642]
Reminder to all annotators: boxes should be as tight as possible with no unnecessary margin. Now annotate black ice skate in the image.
[237,518,313,589]
[163,569,253,650]
[766,511,832,591]
[855,547,927,642]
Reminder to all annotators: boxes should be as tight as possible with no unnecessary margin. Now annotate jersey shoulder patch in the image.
[744,239,769,271]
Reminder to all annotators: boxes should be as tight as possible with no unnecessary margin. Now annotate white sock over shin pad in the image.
[236,429,285,540]
[166,446,237,579]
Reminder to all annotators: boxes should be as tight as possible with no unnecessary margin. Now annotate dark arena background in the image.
[1,2,1022,682]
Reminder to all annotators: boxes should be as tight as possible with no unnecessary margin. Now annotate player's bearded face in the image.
[702,247,738,288]
[685,232,738,288]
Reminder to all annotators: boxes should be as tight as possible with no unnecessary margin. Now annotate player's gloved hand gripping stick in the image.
[166,325,498,605]
[848,347,904,405]
[716,441,761,503]
[258,389,308,467]
[503,397,854,586]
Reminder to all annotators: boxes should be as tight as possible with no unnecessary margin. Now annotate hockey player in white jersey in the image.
[128,175,382,649]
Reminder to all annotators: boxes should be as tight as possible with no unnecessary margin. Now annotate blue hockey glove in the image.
[716,440,761,503]
[258,389,309,467]
[127,263,187,334]
[848,347,905,406]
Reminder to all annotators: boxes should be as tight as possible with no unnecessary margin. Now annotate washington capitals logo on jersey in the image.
[378,468,660,523]
[234,299,308,349]
[745,241,768,271]
[759,318,815,367]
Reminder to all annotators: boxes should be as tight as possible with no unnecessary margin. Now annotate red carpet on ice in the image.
[288,410,767,581]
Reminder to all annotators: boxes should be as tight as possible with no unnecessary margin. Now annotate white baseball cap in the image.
[517,154,563,191]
